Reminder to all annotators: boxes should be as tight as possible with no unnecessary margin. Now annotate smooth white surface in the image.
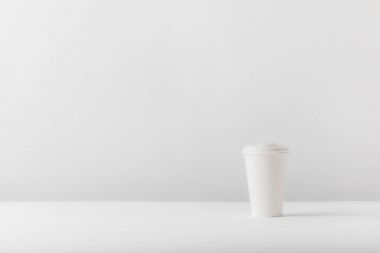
[244,147,287,217]
[0,202,379,253]
[1,0,380,201]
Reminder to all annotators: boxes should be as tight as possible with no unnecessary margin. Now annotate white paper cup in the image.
[243,143,289,217]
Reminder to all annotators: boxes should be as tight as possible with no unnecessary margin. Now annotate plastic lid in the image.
[242,142,289,154]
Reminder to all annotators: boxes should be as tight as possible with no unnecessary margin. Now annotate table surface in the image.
[1,201,379,253]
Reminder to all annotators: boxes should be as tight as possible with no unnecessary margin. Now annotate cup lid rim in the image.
[242,142,289,154]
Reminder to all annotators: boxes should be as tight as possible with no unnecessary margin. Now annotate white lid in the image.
[242,142,289,154]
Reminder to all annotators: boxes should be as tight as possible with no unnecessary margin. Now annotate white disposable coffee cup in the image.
[242,143,289,217]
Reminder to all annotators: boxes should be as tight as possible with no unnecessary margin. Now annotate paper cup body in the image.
[243,143,288,217]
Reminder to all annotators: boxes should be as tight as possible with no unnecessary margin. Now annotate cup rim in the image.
[242,143,289,154]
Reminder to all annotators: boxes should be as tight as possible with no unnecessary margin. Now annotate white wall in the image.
[1,0,380,200]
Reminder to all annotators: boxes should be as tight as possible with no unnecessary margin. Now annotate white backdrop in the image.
[1,0,380,200]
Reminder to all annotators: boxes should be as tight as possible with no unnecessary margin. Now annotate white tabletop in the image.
[1,201,379,252]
